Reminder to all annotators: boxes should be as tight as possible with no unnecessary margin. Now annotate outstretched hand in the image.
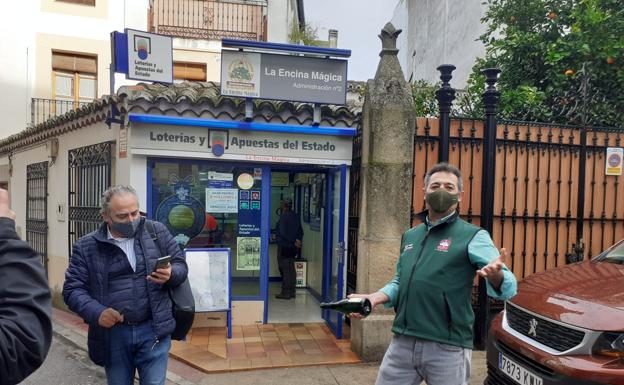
[0,189,16,220]
[476,248,507,289]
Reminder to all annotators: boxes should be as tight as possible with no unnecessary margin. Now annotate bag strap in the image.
[145,219,164,258]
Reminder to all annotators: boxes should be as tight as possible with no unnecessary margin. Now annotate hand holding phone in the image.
[153,255,171,272]
[148,255,172,285]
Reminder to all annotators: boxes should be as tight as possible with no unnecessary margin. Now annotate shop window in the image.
[173,61,207,82]
[150,161,263,297]
[52,51,97,114]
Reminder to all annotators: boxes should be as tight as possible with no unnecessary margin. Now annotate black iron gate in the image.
[68,142,114,257]
[26,161,49,274]
[347,125,362,294]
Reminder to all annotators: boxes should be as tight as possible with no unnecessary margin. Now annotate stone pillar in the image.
[351,23,415,362]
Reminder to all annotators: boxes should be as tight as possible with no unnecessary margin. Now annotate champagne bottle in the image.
[320,297,372,316]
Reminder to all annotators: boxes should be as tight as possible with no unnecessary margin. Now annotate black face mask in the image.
[111,218,141,238]
[425,189,459,214]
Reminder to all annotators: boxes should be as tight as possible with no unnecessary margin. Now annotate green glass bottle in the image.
[320,298,372,316]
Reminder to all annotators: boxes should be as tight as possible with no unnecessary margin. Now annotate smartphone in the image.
[153,255,172,272]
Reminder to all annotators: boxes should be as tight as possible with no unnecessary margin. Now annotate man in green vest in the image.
[351,162,517,385]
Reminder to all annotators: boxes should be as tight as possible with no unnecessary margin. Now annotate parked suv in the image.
[485,240,624,385]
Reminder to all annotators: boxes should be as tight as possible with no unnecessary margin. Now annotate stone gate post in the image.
[350,22,415,361]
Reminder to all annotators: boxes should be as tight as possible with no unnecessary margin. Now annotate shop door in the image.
[322,165,347,338]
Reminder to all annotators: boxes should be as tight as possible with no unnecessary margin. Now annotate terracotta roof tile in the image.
[1,81,363,155]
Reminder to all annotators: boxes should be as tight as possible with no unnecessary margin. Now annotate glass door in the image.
[322,165,348,338]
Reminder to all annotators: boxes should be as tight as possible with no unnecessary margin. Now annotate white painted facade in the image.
[0,0,149,138]
[2,121,116,291]
[0,0,300,139]
[267,0,301,43]
[391,0,488,88]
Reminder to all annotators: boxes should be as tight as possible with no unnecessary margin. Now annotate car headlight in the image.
[593,333,624,358]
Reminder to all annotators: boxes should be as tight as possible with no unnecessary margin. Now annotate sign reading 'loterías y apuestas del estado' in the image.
[112,29,173,84]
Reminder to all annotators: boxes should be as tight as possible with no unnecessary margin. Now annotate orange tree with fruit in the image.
[458,0,623,127]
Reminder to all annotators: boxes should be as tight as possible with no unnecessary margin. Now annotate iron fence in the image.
[68,142,114,258]
[150,0,267,41]
[26,161,49,275]
[31,98,91,126]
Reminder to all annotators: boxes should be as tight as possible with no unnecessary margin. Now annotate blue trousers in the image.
[376,334,471,385]
[105,321,171,385]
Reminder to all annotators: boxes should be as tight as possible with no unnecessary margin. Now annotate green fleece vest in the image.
[392,214,481,348]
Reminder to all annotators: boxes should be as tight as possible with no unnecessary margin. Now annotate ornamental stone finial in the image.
[378,22,401,55]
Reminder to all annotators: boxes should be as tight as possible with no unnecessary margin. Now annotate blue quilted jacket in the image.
[62,218,187,366]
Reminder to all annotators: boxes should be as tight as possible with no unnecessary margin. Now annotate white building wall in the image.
[0,0,148,138]
[391,0,488,88]
[267,0,299,43]
[391,0,410,80]
[3,121,116,291]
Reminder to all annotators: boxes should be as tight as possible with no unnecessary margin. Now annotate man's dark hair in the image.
[424,162,463,192]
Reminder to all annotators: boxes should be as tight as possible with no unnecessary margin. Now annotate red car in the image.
[485,240,624,385]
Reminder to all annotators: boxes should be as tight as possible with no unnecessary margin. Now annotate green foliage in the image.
[288,22,319,46]
[465,0,624,126]
[411,80,439,117]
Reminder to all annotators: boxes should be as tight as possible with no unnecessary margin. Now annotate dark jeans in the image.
[277,245,297,296]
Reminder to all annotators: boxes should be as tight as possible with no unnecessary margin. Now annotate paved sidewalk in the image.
[52,309,486,385]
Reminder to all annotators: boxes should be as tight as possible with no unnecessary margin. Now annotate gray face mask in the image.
[425,189,459,214]
[111,218,141,238]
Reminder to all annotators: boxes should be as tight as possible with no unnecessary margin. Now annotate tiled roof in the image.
[123,81,362,127]
[0,97,116,155]
[0,81,364,155]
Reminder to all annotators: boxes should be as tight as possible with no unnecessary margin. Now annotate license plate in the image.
[498,352,543,385]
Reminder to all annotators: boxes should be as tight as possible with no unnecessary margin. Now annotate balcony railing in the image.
[31,98,92,126]
[149,0,267,41]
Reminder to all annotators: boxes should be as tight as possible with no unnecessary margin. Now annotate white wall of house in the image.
[391,0,488,88]
[267,0,300,44]
[0,0,148,138]
[0,121,116,291]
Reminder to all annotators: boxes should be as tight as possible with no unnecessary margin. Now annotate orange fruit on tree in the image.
[547,11,557,20]
[564,69,575,76]
[607,57,615,65]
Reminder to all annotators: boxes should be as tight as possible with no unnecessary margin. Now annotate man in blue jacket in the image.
[63,185,188,385]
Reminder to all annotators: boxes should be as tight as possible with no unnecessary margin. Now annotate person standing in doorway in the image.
[63,185,188,385]
[275,198,303,299]
[350,163,517,385]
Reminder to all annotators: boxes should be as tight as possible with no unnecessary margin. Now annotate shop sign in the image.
[112,29,173,83]
[221,50,347,105]
[131,123,353,165]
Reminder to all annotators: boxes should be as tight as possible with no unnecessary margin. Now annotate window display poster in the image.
[206,188,238,213]
[237,237,260,271]
[185,248,230,312]
[238,189,261,236]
